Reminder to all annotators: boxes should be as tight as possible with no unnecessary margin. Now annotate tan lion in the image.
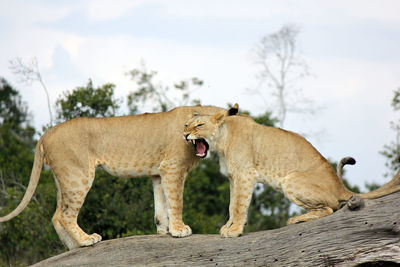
[183,109,400,237]
[0,105,239,249]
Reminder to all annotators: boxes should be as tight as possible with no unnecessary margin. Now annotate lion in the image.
[183,109,400,237]
[0,104,239,249]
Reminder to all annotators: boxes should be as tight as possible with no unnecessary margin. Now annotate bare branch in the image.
[9,57,54,126]
[32,192,400,267]
[250,24,314,127]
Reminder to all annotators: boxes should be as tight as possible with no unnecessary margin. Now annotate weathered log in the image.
[31,192,400,267]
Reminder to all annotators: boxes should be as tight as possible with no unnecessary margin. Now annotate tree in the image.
[126,63,201,114]
[0,78,62,266]
[380,88,400,178]
[55,79,121,122]
[250,25,313,127]
[9,57,54,126]
[0,77,35,194]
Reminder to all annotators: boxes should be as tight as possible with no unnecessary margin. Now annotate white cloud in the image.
[87,0,145,21]
[158,0,400,24]
[0,1,74,29]
[62,36,86,58]
[337,0,400,23]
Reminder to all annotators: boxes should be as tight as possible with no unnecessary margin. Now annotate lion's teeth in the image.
[191,140,195,145]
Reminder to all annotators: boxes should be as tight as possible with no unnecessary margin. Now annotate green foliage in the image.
[246,184,292,231]
[380,88,400,177]
[55,79,120,122]
[0,124,34,181]
[79,172,156,238]
[253,111,280,126]
[0,78,63,266]
[0,171,63,266]
[365,182,380,192]
[341,178,361,194]
[0,78,30,127]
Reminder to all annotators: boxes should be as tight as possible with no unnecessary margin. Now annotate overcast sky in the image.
[1,0,399,190]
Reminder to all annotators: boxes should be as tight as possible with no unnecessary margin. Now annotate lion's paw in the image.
[169,223,192,237]
[219,220,232,235]
[79,233,102,247]
[220,224,243,238]
[220,227,228,237]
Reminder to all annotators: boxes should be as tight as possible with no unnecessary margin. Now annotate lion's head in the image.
[183,103,239,158]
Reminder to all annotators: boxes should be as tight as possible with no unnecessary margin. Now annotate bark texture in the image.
[32,192,400,267]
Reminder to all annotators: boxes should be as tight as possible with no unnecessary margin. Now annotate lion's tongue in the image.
[196,140,206,155]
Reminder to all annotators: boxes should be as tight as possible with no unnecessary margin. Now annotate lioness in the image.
[183,109,400,237]
[0,105,239,249]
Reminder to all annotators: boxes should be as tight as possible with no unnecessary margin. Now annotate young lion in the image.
[183,109,400,238]
[0,105,239,250]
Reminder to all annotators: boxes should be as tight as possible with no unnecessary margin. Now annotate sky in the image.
[0,0,399,190]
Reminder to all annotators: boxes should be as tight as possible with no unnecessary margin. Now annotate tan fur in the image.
[183,110,400,237]
[0,105,236,250]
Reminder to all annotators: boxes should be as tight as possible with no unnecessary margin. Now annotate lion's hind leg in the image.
[152,175,169,234]
[52,169,101,250]
[287,206,333,224]
[281,171,337,225]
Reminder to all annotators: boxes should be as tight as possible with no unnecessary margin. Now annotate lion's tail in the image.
[355,169,400,199]
[0,137,45,222]
[338,156,400,199]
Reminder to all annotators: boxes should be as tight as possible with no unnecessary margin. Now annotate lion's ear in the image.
[228,103,239,116]
[211,111,226,124]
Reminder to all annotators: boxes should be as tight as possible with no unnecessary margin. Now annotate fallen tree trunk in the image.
[32,192,400,267]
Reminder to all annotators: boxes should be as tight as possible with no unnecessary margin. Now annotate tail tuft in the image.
[341,157,356,166]
[337,156,356,179]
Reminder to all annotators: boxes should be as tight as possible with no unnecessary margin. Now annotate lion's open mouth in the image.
[189,138,209,158]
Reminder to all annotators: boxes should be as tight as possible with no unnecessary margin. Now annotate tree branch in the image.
[9,57,53,126]
[32,192,400,267]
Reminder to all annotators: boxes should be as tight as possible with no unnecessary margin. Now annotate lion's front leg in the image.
[159,161,192,238]
[220,171,256,238]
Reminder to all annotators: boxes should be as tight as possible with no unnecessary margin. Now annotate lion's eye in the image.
[196,123,204,127]
[184,124,188,128]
